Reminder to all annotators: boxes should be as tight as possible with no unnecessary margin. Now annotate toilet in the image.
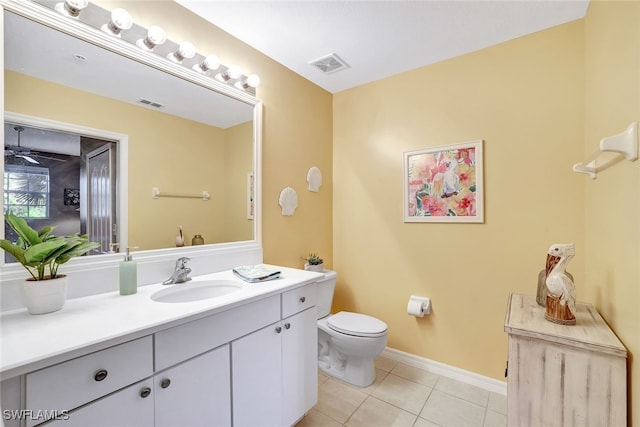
[316,270,388,387]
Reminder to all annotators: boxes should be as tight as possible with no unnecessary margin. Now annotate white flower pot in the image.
[21,275,68,315]
[304,263,324,272]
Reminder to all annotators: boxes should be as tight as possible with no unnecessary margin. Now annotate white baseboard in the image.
[381,347,507,396]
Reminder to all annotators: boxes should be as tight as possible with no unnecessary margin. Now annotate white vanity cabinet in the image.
[1,278,321,427]
[281,284,318,426]
[44,378,155,427]
[232,283,318,427]
[153,345,231,427]
[232,320,284,426]
[25,336,153,427]
[44,346,230,427]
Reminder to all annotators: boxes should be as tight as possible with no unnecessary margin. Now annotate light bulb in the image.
[227,65,242,80]
[54,0,88,18]
[102,8,133,36]
[246,74,260,88]
[168,42,196,63]
[136,26,166,51]
[216,65,242,83]
[235,74,261,91]
[193,55,220,73]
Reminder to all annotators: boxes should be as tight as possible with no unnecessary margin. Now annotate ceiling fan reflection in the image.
[4,126,66,164]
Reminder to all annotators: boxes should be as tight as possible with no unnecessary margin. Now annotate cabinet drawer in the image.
[26,336,152,423]
[282,283,317,318]
[155,294,280,371]
[44,378,154,427]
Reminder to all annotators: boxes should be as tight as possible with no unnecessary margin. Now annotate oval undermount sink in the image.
[151,279,243,303]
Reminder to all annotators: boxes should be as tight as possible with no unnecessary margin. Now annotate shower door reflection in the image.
[82,143,117,254]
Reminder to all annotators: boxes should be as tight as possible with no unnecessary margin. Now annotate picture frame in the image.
[63,188,80,206]
[403,140,484,223]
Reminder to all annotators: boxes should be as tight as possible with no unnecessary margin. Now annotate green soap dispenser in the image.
[119,247,138,295]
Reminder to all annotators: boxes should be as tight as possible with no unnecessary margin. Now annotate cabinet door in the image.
[282,307,318,427]
[155,345,231,427]
[45,378,154,427]
[232,322,282,427]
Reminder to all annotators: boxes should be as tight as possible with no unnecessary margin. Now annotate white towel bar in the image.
[573,121,638,179]
[151,187,210,201]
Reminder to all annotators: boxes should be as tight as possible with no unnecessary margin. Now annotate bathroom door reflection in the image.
[82,142,117,254]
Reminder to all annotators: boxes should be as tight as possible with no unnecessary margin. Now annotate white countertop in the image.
[0,265,324,379]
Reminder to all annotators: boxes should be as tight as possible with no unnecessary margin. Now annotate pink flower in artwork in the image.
[457,164,475,188]
[457,148,475,166]
[422,195,449,216]
[455,192,476,216]
[412,154,436,181]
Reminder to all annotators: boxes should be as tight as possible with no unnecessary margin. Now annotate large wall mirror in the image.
[1,0,262,269]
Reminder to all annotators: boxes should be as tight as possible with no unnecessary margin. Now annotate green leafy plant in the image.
[302,252,323,266]
[0,211,101,281]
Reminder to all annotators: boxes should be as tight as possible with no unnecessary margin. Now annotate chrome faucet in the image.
[162,257,192,285]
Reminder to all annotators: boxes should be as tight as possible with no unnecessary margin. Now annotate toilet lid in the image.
[327,311,388,337]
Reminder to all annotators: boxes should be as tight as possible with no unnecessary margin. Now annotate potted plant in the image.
[0,212,100,314]
[302,252,324,272]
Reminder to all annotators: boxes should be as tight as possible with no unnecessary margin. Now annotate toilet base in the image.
[318,354,376,387]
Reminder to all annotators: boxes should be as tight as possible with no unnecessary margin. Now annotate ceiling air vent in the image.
[138,98,164,109]
[309,53,349,74]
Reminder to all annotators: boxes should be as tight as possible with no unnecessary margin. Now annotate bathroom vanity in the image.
[504,293,627,426]
[0,267,322,427]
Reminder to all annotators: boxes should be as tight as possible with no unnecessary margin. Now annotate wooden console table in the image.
[504,293,627,426]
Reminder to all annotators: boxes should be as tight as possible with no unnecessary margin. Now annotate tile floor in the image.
[296,356,507,427]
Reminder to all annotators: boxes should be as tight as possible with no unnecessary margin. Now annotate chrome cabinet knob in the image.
[140,387,151,398]
[275,326,282,333]
[93,369,108,382]
[160,378,171,389]
[299,296,306,303]
[284,323,291,330]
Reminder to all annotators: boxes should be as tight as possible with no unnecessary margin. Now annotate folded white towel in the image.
[233,264,281,283]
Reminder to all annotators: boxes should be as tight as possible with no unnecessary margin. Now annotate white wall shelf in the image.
[573,121,638,179]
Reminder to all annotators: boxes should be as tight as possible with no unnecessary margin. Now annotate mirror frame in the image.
[0,0,262,279]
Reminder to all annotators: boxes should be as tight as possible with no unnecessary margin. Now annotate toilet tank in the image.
[315,269,337,319]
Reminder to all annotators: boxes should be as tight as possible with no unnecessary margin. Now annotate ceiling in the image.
[176,0,590,94]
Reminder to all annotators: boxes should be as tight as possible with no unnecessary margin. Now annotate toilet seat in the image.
[327,311,387,338]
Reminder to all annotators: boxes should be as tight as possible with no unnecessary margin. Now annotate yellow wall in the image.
[5,71,229,250]
[584,0,640,422]
[333,21,586,379]
[224,121,253,242]
[94,0,335,268]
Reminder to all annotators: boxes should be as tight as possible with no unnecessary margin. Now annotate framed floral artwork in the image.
[403,140,484,223]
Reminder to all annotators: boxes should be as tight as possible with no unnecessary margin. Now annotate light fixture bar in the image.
[45,0,260,95]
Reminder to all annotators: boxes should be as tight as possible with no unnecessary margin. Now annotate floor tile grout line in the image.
[386,362,496,408]
[342,393,371,426]
[371,367,492,414]
[364,393,425,419]
[414,384,436,420]
[387,369,442,390]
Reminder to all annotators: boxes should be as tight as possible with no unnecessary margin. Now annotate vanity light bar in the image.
[48,0,259,95]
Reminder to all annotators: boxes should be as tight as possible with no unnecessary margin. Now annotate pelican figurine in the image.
[545,243,576,318]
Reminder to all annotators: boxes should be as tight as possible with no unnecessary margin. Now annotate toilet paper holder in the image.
[407,295,431,317]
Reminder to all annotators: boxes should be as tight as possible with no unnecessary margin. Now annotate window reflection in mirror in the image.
[3,122,118,262]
